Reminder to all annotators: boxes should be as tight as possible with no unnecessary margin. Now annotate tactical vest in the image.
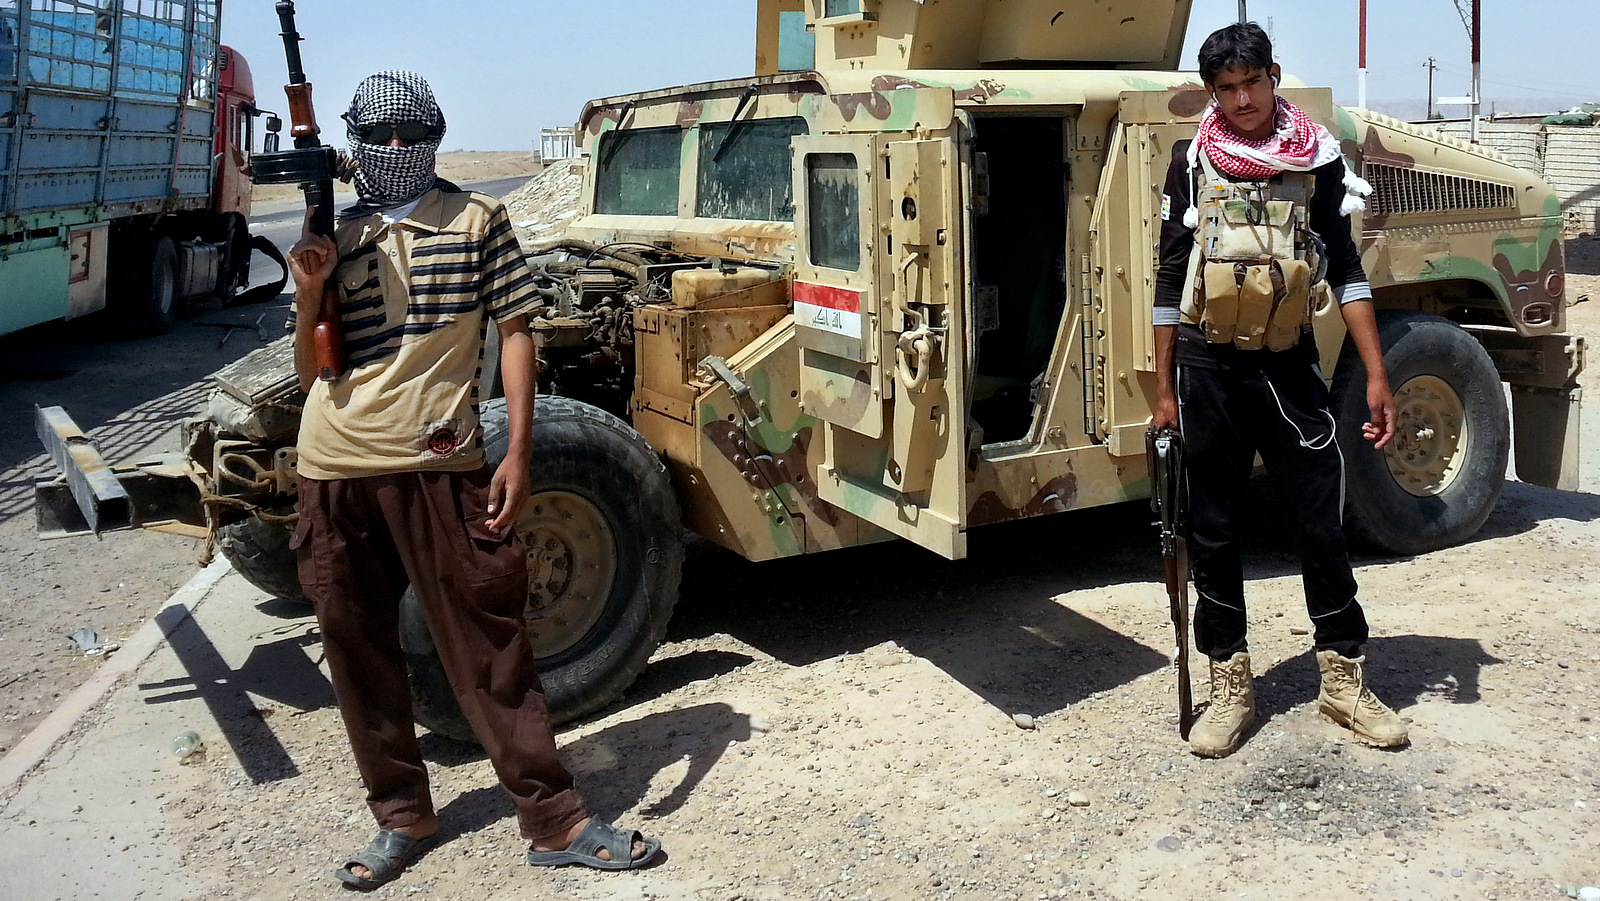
[1178,151,1332,352]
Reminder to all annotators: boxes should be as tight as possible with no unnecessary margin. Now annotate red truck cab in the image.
[214,45,257,218]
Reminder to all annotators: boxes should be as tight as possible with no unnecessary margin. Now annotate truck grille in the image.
[1364,163,1517,217]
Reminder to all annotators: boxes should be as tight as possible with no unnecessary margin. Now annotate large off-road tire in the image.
[401,396,683,742]
[215,514,306,604]
[1332,311,1509,556]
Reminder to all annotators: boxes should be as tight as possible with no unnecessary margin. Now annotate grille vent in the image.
[1364,163,1517,216]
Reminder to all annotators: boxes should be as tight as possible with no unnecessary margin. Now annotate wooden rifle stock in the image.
[313,284,343,382]
[274,1,344,381]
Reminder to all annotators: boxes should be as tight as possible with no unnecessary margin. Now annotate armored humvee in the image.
[36,0,1585,739]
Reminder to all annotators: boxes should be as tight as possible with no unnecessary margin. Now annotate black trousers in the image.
[1176,362,1369,661]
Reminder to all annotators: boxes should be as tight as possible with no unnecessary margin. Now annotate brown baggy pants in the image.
[292,466,588,839]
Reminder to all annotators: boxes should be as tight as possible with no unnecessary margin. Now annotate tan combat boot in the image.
[1315,650,1409,747]
[1189,652,1255,758]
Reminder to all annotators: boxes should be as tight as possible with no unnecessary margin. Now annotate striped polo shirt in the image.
[292,184,539,480]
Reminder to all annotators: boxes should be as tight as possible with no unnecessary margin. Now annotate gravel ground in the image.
[118,274,1600,899]
[4,215,1597,900]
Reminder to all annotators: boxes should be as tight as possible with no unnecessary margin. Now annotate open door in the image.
[791,96,969,559]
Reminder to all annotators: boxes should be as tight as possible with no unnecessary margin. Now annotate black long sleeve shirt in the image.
[1154,140,1371,370]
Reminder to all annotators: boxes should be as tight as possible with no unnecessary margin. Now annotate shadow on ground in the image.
[1253,634,1503,724]
[667,502,1185,721]
[137,602,333,784]
[428,702,748,843]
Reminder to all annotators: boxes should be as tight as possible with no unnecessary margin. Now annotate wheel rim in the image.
[1385,375,1469,498]
[518,490,617,659]
[152,245,177,317]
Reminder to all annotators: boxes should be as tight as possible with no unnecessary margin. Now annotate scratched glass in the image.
[595,125,682,217]
[806,152,860,272]
[696,116,807,222]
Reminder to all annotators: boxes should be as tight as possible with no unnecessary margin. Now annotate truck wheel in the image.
[1332,311,1509,556]
[215,515,306,604]
[139,237,180,333]
[401,395,682,741]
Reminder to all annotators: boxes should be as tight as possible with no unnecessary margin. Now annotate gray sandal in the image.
[335,829,436,891]
[526,819,663,871]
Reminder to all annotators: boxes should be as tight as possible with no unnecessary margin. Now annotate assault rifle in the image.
[1147,425,1196,739]
[251,0,343,381]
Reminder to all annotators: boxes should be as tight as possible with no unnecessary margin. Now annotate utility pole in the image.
[1425,57,1438,120]
[1357,0,1368,110]
[1449,0,1484,141]
[1238,1,1247,24]
[1471,0,1482,142]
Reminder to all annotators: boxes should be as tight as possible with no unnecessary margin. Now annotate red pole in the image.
[1357,0,1369,109]
[1359,0,1368,69]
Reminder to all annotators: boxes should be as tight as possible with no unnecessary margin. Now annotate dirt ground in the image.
[3,247,1598,898]
[249,151,543,204]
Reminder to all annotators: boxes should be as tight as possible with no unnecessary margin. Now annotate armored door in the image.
[790,90,970,559]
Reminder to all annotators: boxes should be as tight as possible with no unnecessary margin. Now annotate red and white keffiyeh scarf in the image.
[1184,96,1371,228]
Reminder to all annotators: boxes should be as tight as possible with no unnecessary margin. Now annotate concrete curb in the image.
[0,559,232,798]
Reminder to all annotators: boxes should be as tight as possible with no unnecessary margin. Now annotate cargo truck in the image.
[1,0,279,337]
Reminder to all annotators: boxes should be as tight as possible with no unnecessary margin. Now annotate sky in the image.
[221,1,1600,152]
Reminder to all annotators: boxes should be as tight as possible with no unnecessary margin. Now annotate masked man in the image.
[287,71,661,890]
[1152,27,1410,758]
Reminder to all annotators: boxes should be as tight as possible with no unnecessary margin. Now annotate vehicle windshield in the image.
[696,116,808,221]
[594,113,809,221]
[595,126,681,217]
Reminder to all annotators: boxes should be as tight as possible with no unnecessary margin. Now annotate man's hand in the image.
[1363,377,1397,450]
[288,207,337,307]
[1152,392,1179,431]
[1337,300,1396,450]
[485,452,531,535]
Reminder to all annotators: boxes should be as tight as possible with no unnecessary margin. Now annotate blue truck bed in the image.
[0,1,220,221]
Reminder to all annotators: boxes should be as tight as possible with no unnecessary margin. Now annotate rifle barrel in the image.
[276,1,307,85]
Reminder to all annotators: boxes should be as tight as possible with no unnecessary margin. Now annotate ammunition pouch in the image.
[1178,159,1329,353]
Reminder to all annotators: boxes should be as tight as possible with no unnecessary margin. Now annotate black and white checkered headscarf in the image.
[343,70,446,207]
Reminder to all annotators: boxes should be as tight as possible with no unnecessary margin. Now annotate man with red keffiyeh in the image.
[1152,23,1409,759]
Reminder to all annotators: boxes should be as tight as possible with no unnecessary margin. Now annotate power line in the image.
[1432,64,1598,98]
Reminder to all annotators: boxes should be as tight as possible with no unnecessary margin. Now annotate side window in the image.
[806,152,860,272]
[595,126,681,216]
[697,116,808,221]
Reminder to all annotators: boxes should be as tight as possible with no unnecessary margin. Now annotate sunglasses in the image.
[348,119,443,145]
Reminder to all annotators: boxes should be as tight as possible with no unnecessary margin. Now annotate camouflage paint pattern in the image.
[1339,110,1568,336]
[551,7,1577,563]
[682,318,892,562]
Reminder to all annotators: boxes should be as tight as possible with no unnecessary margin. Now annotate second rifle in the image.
[1148,425,1196,739]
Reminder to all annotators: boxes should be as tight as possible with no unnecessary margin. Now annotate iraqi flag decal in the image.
[794,282,862,340]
